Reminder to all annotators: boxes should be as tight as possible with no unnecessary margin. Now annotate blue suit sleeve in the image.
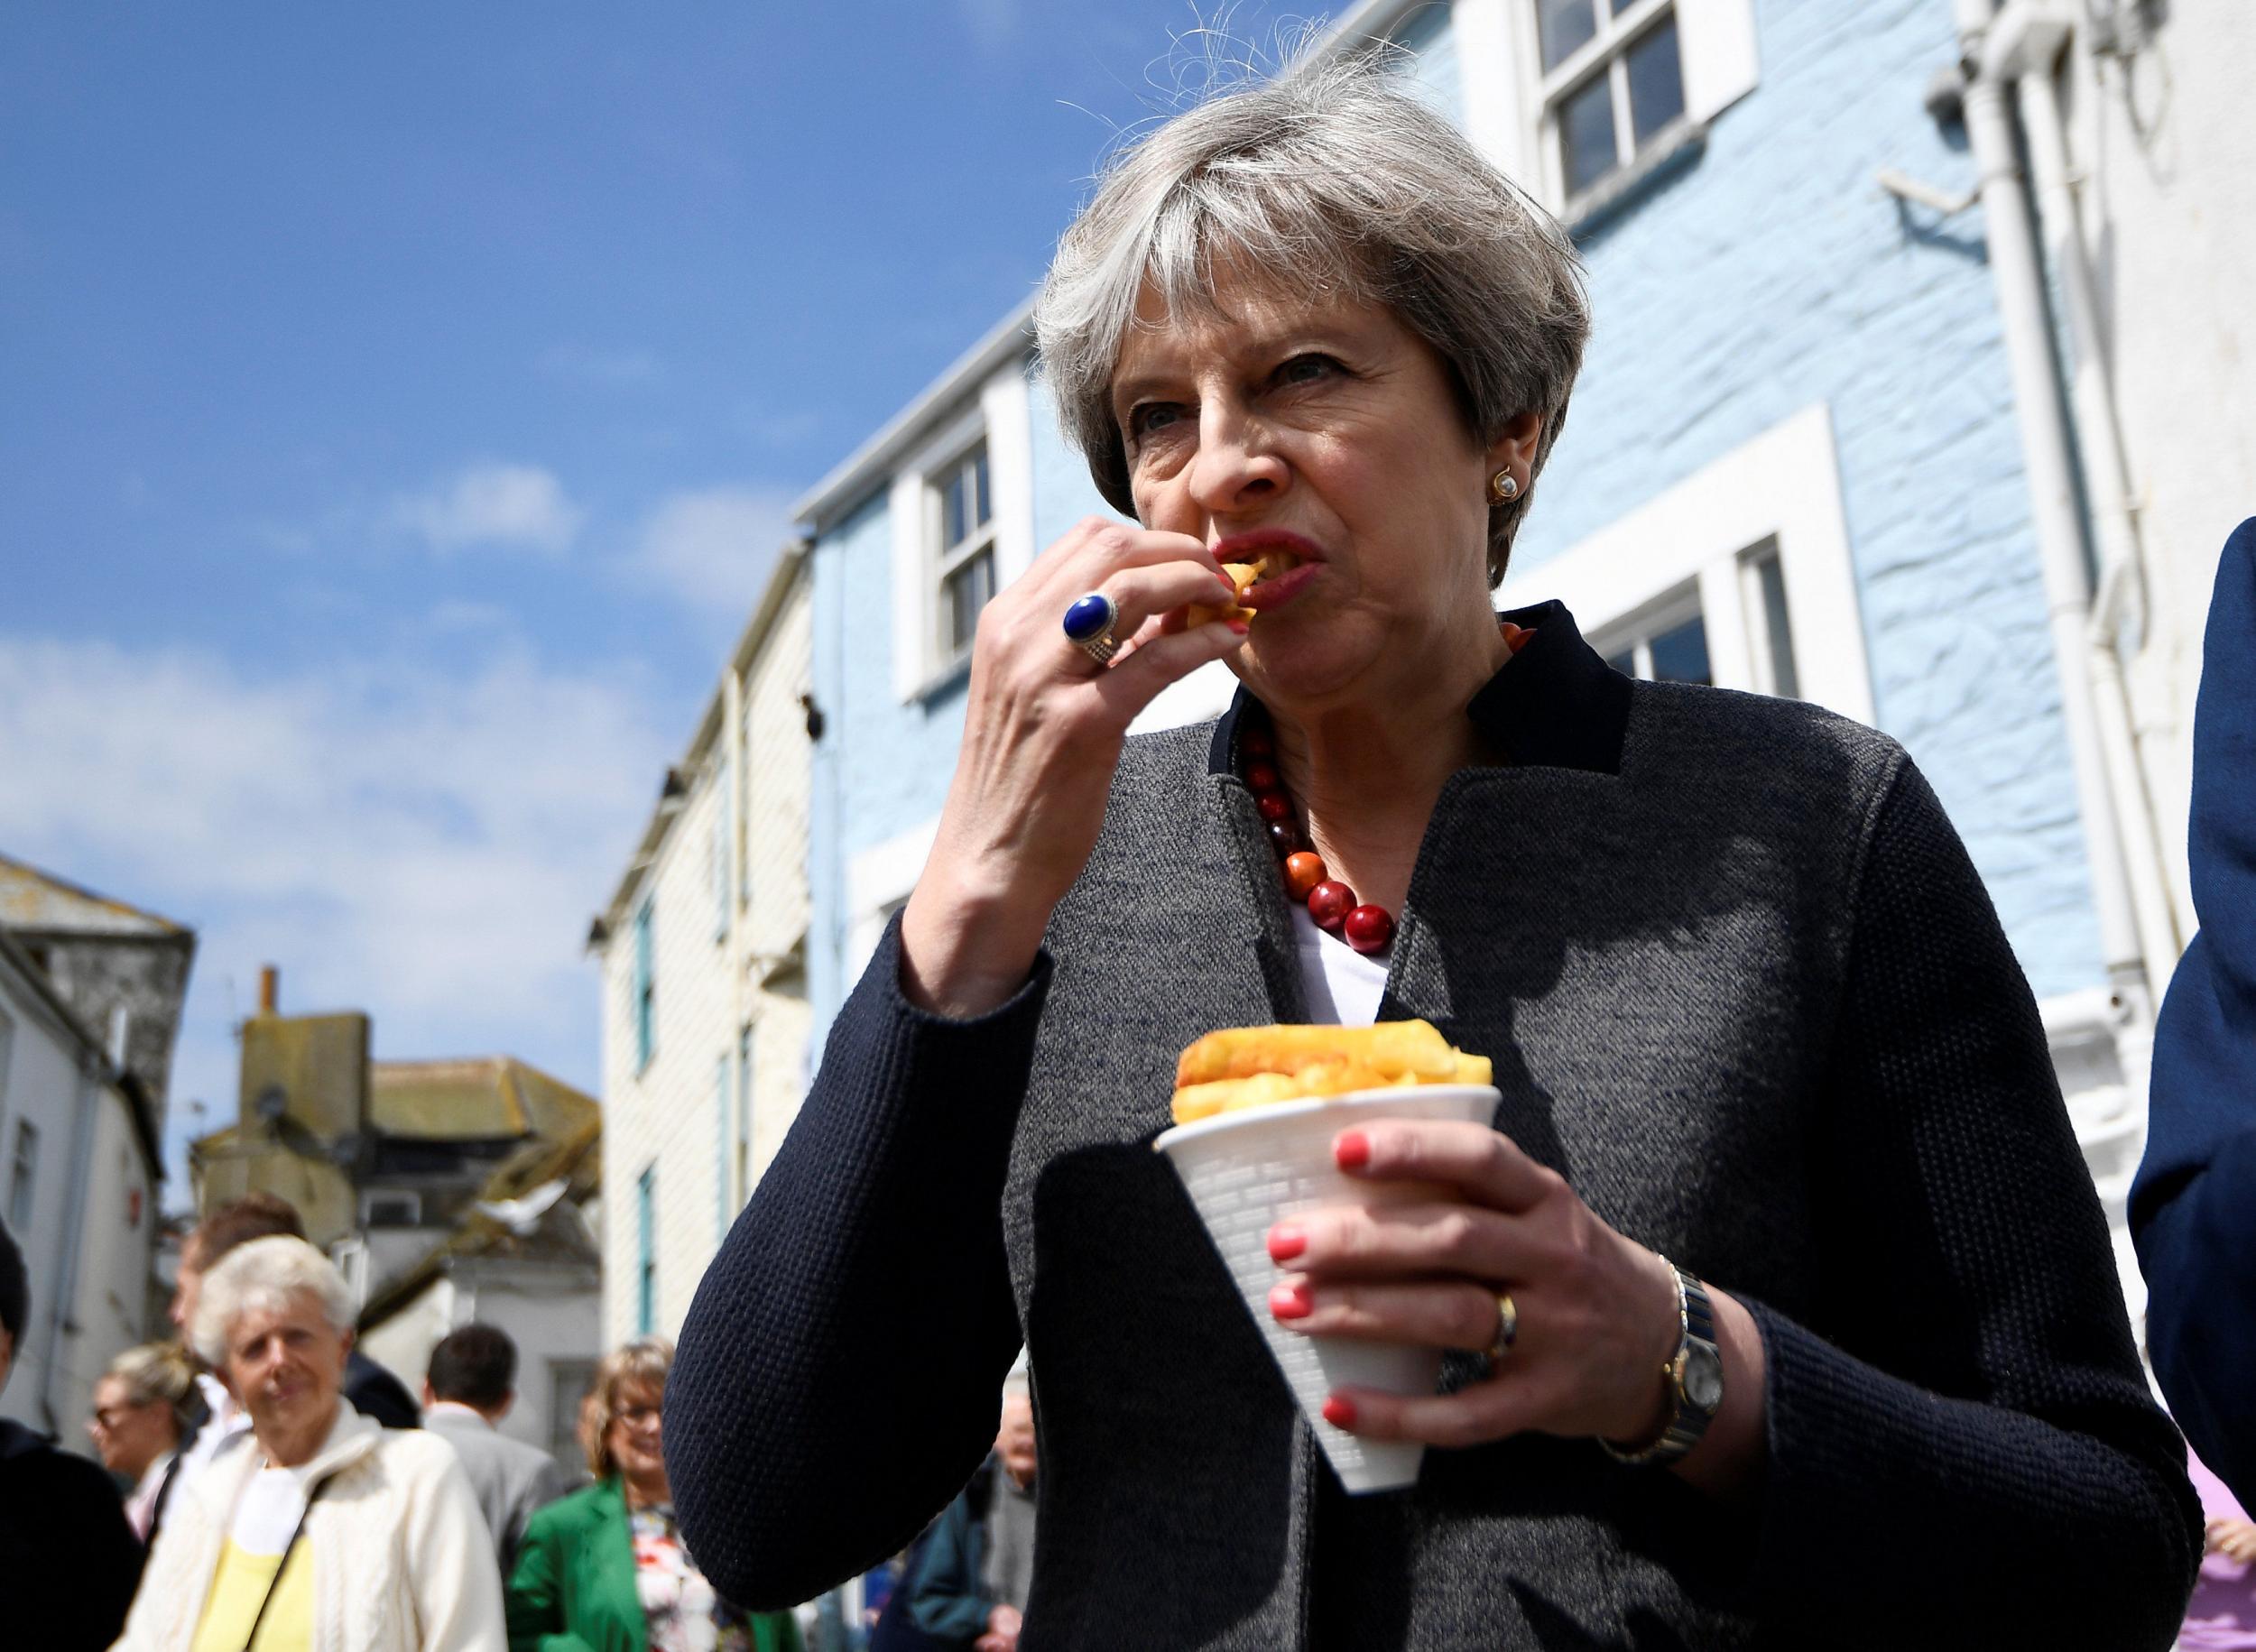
[2133,516,2256,1509]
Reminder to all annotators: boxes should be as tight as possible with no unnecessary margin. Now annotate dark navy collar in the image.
[1206,599,1631,778]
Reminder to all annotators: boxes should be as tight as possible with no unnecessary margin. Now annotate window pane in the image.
[1559,72,1618,196]
[1604,649,1636,677]
[1649,612,1712,685]
[974,449,992,529]
[945,547,994,654]
[942,469,967,549]
[1626,15,1685,148]
[1611,0,1641,12]
[1755,552,1800,698]
[1538,0,1599,71]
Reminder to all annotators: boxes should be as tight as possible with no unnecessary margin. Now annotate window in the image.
[1741,541,1799,698]
[1500,405,1868,724]
[1596,550,1800,697]
[7,1118,35,1232]
[1603,591,1713,685]
[1537,0,1687,206]
[735,1025,755,1219]
[713,1055,731,1243]
[887,363,1033,701]
[632,900,656,1073]
[635,1166,657,1335]
[360,1189,421,1228]
[932,441,995,666]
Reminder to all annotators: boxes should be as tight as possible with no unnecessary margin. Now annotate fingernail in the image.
[1216,573,1240,594]
[1226,619,1251,635]
[1334,1130,1370,1171]
[1267,1223,1305,1263]
[1322,1395,1357,1429]
[1269,1280,1312,1320]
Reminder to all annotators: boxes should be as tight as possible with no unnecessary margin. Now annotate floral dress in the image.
[630,1503,755,1652]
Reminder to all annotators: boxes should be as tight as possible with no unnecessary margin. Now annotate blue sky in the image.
[0,0,1265,1197]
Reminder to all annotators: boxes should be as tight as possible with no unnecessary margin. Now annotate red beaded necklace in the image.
[1238,620,1535,956]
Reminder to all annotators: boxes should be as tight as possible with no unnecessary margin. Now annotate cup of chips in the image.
[1153,1021,1500,1493]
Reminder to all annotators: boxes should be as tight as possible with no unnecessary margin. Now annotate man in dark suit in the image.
[2133,516,2256,1508]
[421,1322,577,1575]
[0,1216,145,1649]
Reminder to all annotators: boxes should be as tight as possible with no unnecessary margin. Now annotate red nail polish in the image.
[1334,1130,1370,1170]
[1270,1280,1312,1320]
[1322,1395,1357,1429]
[1226,619,1251,635]
[1267,1224,1305,1263]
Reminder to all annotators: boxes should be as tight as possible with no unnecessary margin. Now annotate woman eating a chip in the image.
[669,51,2198,1649]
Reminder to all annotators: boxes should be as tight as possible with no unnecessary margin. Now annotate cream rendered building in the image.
[594,544,814,1348]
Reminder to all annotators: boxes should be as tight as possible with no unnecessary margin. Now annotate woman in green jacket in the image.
[508,1339,800,1652]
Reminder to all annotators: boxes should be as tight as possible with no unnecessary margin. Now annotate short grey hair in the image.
[190,1235,355,1368]
[1034,49,1590,585]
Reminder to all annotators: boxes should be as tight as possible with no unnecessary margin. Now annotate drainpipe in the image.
[1997,14,2189,979]
[1951,0,2159,1068]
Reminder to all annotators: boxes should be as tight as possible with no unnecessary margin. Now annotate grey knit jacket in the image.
[670,605,2199,1649]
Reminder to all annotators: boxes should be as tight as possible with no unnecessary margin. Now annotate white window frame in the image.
[1499,401,1873,724]
[1450,0,1759,217]
[1595,583,1711,683]
[889,361,1034,701]
[1538,0,1691,210]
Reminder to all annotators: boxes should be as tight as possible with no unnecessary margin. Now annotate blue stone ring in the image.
[1061,591,1121,667]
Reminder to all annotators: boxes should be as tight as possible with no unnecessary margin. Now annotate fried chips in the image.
[1169,1020,1493,1123]
[1183,560,1258,630]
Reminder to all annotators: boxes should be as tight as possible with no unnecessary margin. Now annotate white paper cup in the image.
[1152,1084,1501,1493]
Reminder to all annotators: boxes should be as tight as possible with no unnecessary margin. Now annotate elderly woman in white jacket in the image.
[115,1236,503,1652]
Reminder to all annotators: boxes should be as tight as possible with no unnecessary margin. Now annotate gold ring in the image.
[1490,1291,1518,1361]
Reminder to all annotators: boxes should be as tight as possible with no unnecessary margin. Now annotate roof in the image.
[0,851,190,938]
[356,1110,604,1333]
[368,1057,599,1142]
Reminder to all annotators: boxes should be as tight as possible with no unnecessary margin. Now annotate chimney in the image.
[258,965,279,1016]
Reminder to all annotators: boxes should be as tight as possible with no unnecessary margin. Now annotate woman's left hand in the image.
[1265,1118,1764,1488]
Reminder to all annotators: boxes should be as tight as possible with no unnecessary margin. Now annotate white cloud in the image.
[630,485,799,623]
[398,463,583,555]
[0,635,677,1197]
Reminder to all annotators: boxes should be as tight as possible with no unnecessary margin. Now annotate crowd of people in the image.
[7,1189,1030,1650]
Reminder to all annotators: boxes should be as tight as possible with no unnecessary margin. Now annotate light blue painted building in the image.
[787,0,2157,1298]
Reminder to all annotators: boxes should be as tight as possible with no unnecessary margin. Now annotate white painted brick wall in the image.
[600,762,733,1349]
[599,563,815,1350]
[744,577,815,1186]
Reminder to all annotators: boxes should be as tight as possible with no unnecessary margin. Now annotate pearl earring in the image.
[1489,470,1519,504]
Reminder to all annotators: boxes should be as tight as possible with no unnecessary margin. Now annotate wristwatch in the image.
[1600,1258,1724,1468]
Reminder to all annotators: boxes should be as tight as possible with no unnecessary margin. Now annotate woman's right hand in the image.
[899,517,1247,1017]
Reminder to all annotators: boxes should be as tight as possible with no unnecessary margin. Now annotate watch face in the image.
[1684,1343,1724,1413]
